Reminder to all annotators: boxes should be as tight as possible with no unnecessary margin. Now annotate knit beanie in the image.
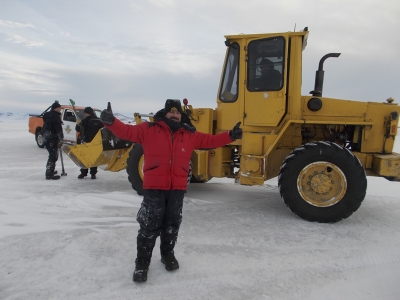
[84,107,94,115]
[164,99,184,116]
[52,101,61,109]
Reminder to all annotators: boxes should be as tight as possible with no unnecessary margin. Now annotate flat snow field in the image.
[1,120,400,300]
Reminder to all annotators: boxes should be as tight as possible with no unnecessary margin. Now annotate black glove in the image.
[100,109,115,125]
[229,122,242,140]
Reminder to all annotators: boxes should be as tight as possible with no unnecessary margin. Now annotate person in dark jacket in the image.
[75,106,104,179]
[43,101,64,180]
[249,58,282,91]
[100,99,242,283]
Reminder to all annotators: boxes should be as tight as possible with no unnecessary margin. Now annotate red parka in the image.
[105,115,233,191]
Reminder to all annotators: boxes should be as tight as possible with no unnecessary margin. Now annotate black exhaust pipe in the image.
[310,53,341,97]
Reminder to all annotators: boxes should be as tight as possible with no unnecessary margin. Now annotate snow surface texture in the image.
[1,119,400,300]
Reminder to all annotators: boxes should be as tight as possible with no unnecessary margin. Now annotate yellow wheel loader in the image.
[63,27,400,223]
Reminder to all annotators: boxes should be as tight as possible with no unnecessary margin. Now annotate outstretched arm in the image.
[193,122,242,149]
[101,110,145,143]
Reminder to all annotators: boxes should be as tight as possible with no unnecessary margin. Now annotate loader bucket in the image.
[62,128,134,172]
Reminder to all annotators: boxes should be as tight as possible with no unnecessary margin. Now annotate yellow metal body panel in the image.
[191,150,211,181]
[363,103,400,153]
[244,91,286,126]
[239,132,273,183]
[188,108,213,134]
[238,170,265,186]
[372,153,400,178]
[238,122,302,183]
[215,100,242,133]
[241,132,277,155]
[209,147,234,178]
[302,96,368,121]
[265,123,302,180]
[353,152,373,170]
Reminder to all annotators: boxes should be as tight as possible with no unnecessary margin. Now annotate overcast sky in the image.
[1,0,399,115]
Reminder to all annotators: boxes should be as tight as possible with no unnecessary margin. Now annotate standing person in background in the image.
[43,101,63,180]
[75,107,104,179]
[100,99,242,283]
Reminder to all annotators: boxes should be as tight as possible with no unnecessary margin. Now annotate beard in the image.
[169,116,180,122]
[163,116,181,132]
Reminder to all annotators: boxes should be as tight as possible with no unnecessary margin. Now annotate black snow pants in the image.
[136,189,185,240]
[45,140,59,177]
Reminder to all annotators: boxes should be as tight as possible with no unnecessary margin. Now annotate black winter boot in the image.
[160,233,179,271]
[133,237,156,282]
[46,162,59,180]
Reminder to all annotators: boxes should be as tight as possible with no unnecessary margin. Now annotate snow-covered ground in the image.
[1,119,400,300]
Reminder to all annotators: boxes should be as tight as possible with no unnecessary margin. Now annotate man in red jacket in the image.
[100,99,242,282]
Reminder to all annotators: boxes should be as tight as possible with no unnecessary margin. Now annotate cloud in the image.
[0,20,34,28]
[0,50,69,95]
[0,0,399,115]
[5,34,44,48]
[147,0,176,8]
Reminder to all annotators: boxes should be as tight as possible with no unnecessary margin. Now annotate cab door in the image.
[62,108,78,142]
[244,36,287,127]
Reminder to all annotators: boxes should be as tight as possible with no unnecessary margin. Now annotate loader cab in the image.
[217,31,306,130]
[218,35,287,128]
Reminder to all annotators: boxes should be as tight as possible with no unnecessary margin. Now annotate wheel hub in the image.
[310,173,332,194]
[297,162,347,207]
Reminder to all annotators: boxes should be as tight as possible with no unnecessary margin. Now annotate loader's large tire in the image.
[126,145,193,196]
[126,145,145,196]
[278,141,367,223]
[36,129,45,148]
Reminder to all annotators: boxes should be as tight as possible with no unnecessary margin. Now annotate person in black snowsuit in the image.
[43,101,64,180]
[75,106,104,179]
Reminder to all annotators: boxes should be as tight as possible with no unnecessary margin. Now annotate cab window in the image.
[219,42,239,102]
[247,37,285,91]
[63,109,76,122]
